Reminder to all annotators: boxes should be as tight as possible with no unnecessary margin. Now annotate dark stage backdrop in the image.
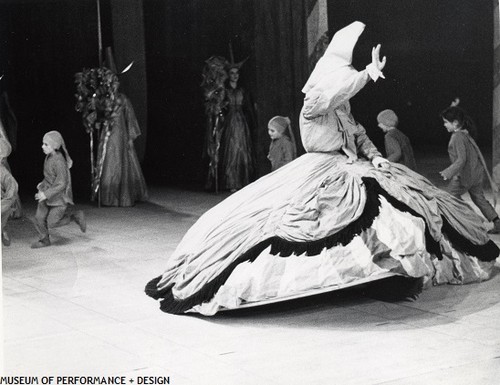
[143,0,311,184]
[142,0,257,185]
[328,0,493,154]
[0,0,493,201]
[0,0,103,200]
[253,0,310,176]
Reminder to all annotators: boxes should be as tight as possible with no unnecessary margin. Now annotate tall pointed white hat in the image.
[302,21,365,93]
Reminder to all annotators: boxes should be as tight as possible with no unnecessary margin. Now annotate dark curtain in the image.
[143,0,255,186]
[254,0,309,176]
[109,0,148,162]
[0,0,100,199]
[329,0,493,151]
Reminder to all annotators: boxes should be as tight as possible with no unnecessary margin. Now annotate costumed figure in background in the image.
[0,78,22,218]
[201,56,229,192]
[0,137,18,246]
[267,115,297,172]
[146,22,498,316]
[96,48,148,207]
[221,45,255,192]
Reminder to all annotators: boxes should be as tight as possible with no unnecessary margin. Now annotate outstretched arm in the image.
[303,44,386,119]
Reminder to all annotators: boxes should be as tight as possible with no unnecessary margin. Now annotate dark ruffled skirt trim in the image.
[145,177,499,314]
[440,218,499,262]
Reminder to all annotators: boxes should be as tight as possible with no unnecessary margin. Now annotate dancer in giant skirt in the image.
[146,22,499,316]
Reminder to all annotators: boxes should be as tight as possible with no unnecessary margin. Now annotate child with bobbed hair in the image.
[439,105,500,234]
[267,116,297,171]
[31,130,86,248]
[0,137,18,246]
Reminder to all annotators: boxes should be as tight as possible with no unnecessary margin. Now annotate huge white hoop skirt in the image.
[146,153,498,315]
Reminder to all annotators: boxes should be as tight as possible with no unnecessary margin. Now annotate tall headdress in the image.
[302,21,365,93]
[226,40,249,70]
[103,46,134,75]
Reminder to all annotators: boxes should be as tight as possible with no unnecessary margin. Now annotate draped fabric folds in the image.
[146,19,498,316]
[221,87,254,191]
[146,154,498,315]
[98,94,148,207]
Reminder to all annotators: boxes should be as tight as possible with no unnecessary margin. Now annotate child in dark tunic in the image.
[439,106,500,234]
[376,109,416,171]
[31,131,86,248]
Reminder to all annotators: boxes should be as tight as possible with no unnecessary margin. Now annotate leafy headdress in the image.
[74,46,133,201]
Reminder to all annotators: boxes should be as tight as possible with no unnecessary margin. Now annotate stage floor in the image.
[2,152,500,383]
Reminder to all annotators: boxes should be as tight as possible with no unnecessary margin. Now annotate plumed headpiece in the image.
[43,131,73,169]
[302,21,365,93]
[0,137,11,158]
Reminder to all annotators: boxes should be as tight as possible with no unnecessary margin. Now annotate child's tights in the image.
[448,176,497,221]
[33,201,73,239]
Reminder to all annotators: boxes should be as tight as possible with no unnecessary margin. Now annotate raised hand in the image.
[371,44,387,72]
